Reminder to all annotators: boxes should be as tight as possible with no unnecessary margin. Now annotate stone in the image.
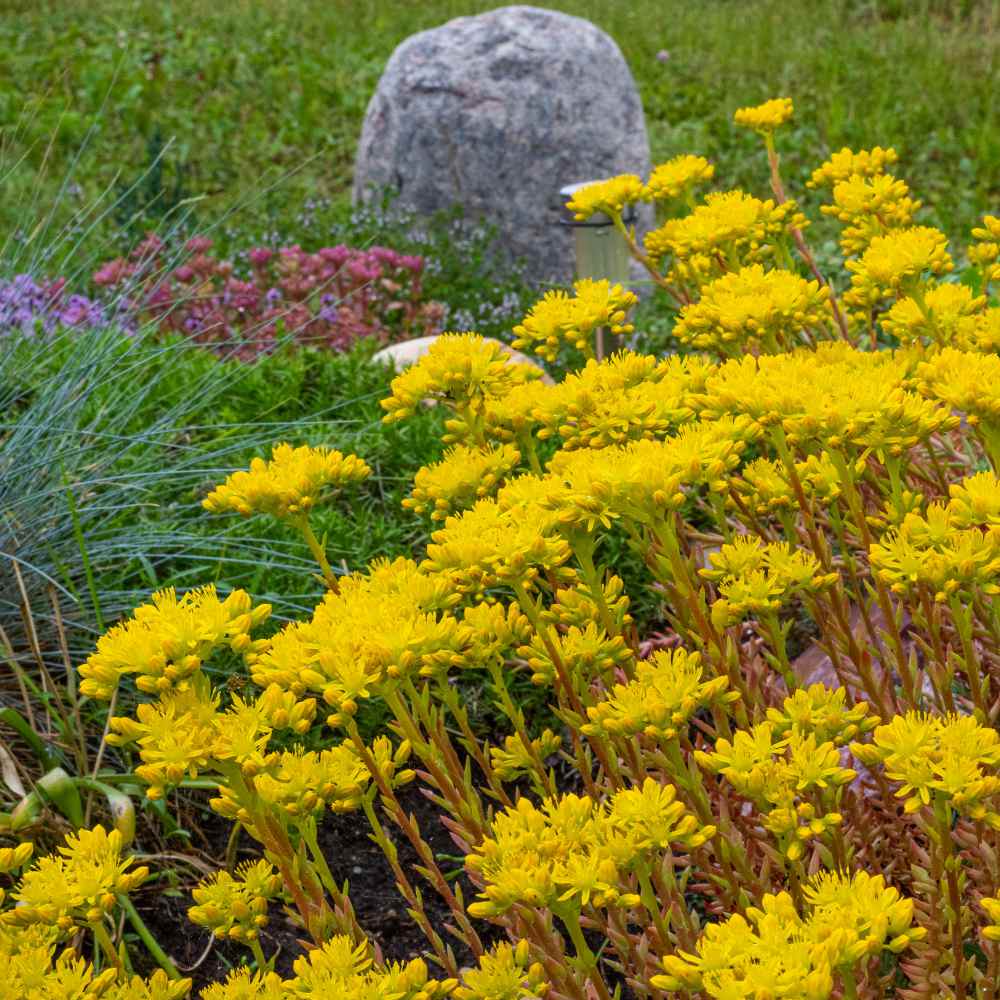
[372,334,553,384]
[353,5,652,286]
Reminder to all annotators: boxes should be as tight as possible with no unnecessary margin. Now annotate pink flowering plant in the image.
[93,234,444,358]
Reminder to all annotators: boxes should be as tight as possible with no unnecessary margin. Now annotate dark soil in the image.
[134,783,490,991]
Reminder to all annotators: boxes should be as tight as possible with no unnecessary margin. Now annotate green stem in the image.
[249,936,270,972]
[118,893,182,979]
[295,514,338,589]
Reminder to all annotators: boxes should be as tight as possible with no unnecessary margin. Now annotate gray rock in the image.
[353,5,653,287]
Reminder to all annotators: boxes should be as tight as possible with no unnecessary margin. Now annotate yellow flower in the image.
[188,860,283,944]
[699,341,956,456]
[454,940,548,1000]
[511,279,637,363]
[380,333,542,444]
[698,724,854,860]
[767,684,878,746]
[517,621,631,685]
[490,729,561,782]
[655,870,923,997]
[4,825,148,935]
[404,443,521,521]
[200,968,286,1000]
[821,173,921,255]
[422,497,571,595]
[882,282,986,347]
[852,712,1000,821]
[467,782,704,919]
[643,154,715,202]
[529,350,710,451]
[733,97,794,133]
[844,226,953,309]
[564,174,645,221]
[702,538,838,624]
[203,443,370,520]
[807,146,899,188]
[79,585,270,700]
[645,191,806,275]
[584,648,733,742]
[250,557,469,725]
[674,264,830,356]
[282,934,454,999]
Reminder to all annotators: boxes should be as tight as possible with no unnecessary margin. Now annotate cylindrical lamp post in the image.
[559,180,636,360]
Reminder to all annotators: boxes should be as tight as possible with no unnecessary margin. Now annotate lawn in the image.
[3,0,1000,271]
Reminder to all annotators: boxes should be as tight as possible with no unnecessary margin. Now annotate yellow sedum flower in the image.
[250,557,468,726]
[583,647,735,742]
[3,825,148,935]
[644,190,805,275]
[78,585,269,700]
[821,173,921,256]
[512,279,637,363]
[697,723,854,860]
[643,154,715,202]
[807,146,899,188]
[733,97,794,134]
[851,711,1000,822]
[404,443,521,521]
[453,940,548,1000]
[767,684,878,747]
[674,264,830,356]
[467,780,709,919]
[490,730,561,782]
[200,968,285,1000]
[381,333,542,445]
[882,282,986,347]
[203,443,370,520]
[188,860,282,944]
[564,174,644,221]
[844,226,953,309]
[656,870,923,997]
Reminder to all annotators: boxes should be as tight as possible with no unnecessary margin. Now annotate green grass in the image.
[3,0,1000,271]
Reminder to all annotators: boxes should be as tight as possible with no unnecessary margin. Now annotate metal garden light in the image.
[559,180,637,360]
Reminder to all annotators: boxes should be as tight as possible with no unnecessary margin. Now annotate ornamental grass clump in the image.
[12,96,1000,1000]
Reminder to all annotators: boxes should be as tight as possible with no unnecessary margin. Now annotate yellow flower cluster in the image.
[697,722,855,860]
[404,443,521,521]
[79,585,269,700]
[673,264,830,356]
[0,925,190,1000]
[250,557,468,725]
[807,145,899,188]
[699,342,957,456]
[511,279,637,363]
[851,712,1000,822]
[3,826,147,934]
[657,871,924,998]
[731,453,842,519]
[467,780,712,918]
[564,174,645,221]
[882,282,986,347]
[490,729,562,782]
[644,154,715,203]
[733,97,794,133]
[380,333,542,444]
[700,536,838,626]
[822,173,921,255]
[188,860,283,944]
[202,935,456,1000]
[844,226,953,310]
[583,648,735,741]
[453,940,548,1000]
[203,443,371,520]
[869,483,1000,601]
[644,191,806,284]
